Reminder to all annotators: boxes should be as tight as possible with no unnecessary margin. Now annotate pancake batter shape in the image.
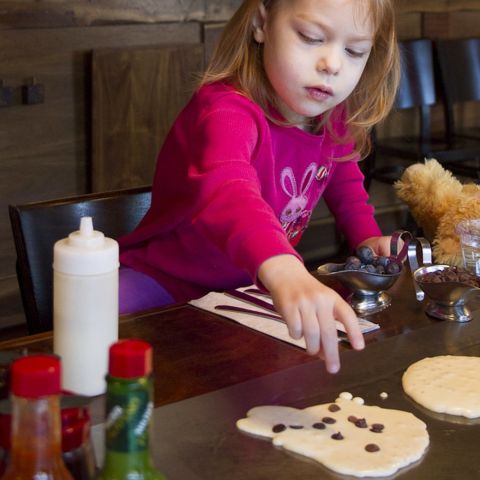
[236,395,429,478]
[403,355,480,419]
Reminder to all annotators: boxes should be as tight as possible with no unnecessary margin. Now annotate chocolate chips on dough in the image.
[402,355,480,419]
[236,393,429,478]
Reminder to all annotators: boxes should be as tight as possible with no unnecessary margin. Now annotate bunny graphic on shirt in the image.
[280,163,318,244]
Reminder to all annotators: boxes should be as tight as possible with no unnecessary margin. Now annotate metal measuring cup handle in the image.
[407,237,433,301]
[390,230,413,262]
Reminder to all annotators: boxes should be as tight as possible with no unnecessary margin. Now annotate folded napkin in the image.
[189,286,379,350]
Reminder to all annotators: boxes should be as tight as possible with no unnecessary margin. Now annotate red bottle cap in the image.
[109,339,152,379]
[61,407,90,452]
[11,355,61,398]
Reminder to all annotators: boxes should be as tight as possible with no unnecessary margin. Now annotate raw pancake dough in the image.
[402,355,480,419]
[236,394,429,478]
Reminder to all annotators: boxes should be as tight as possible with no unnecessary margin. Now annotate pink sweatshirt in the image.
[119,82,382,302]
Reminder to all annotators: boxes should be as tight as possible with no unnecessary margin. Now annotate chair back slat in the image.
[396,39,437,110]
[9,186,152,334]
[436,38,480,104]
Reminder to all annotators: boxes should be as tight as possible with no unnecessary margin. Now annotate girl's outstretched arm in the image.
[257,254,365,374]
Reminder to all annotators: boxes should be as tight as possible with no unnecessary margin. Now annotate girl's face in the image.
[254,0,374,128]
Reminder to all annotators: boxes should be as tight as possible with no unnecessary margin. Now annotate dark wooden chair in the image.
[9,186,152,334]
[363,39,444,189]
[363,38,480,190]
[434,37,480,178]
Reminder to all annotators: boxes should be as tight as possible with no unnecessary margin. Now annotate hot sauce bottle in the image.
[96,339,166,480]
[1,354,74,480]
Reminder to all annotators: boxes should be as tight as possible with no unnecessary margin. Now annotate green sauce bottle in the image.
[96,339,166,480]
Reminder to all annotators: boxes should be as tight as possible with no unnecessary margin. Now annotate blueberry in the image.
[364,264,376,273]
[386,262,401,274]
[356,246,375,265]
[345,256,361,270]
[345,263,359,271]
[375,265,386,274]
[376,256,390,268]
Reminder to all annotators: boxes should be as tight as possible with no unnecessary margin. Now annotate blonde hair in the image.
[201,0,400,159]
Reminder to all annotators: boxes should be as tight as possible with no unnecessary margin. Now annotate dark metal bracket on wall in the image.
[0,77,45,107]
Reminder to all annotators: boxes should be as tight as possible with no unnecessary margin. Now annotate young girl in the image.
[119,0,400,373]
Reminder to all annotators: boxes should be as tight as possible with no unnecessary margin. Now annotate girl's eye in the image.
[346,48,368,58]
[298,31,323,44]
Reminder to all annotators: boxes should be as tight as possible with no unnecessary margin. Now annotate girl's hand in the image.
[357,236,392,257]
[257,255,365,374]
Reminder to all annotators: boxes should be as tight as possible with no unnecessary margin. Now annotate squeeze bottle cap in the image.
[109,339,153,379]
[53,216,119,275]
[11,355,61,399]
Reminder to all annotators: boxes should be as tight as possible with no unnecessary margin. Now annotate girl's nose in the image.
[317,45,342,75]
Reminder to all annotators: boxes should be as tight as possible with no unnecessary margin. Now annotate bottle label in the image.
[105,386,153,452]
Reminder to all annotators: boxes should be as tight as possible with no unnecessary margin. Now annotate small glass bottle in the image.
[0,413,10,477]
[61,406,96,480]
[1,354,74,480]
[96,339,166,480]
[0,403,96,480]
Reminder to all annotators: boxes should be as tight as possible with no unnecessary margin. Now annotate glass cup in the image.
[456,219,480,276]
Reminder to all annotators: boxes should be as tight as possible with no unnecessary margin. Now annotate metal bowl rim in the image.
[317,262,402,278]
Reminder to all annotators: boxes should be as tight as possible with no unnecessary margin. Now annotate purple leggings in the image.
[119,266,175,315]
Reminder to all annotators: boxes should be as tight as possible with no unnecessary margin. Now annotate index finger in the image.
[334,300,365,351]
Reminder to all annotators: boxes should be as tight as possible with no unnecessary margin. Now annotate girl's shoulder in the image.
[323,105,358,162]
[192,82,265,119]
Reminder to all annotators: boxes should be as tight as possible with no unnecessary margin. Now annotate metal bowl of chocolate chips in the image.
[413,264,480,322]
[317,245,403,315]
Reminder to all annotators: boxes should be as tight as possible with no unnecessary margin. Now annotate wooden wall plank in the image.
[3,1,479,30]
[203,22,226,64]
[0,0,245,29]
[92,43,204,191]
[395,0,480,14]
[424,11,480,38]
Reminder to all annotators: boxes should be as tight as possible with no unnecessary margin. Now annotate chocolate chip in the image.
[331,432,344,440]
[272,424,286,433]
[289,425,304,429]
[365,443,380,452]
[348,415,358,423]
[328,404,341,412]
[418,267,480,288]
[370,423,384,433]
[312,422,326,430]
[322,416,336,424]
[354,418,368,428]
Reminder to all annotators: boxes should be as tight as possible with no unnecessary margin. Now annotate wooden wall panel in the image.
[395,12,422,40]
[395,0,480,14]
[424,11,480,38]
[0,23,201,281]
[0,0,242,28]
[204,22,226,64]
[92,44,204,191]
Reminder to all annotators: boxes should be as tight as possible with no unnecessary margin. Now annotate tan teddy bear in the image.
[394,159,480,267]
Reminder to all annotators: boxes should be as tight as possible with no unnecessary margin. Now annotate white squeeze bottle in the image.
[53,216,119,396]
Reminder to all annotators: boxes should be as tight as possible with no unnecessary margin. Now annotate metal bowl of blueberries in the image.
[317,245,403,315]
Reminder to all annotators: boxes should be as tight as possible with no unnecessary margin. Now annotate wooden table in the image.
[0,270,434,410]
[1,271,480,479]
